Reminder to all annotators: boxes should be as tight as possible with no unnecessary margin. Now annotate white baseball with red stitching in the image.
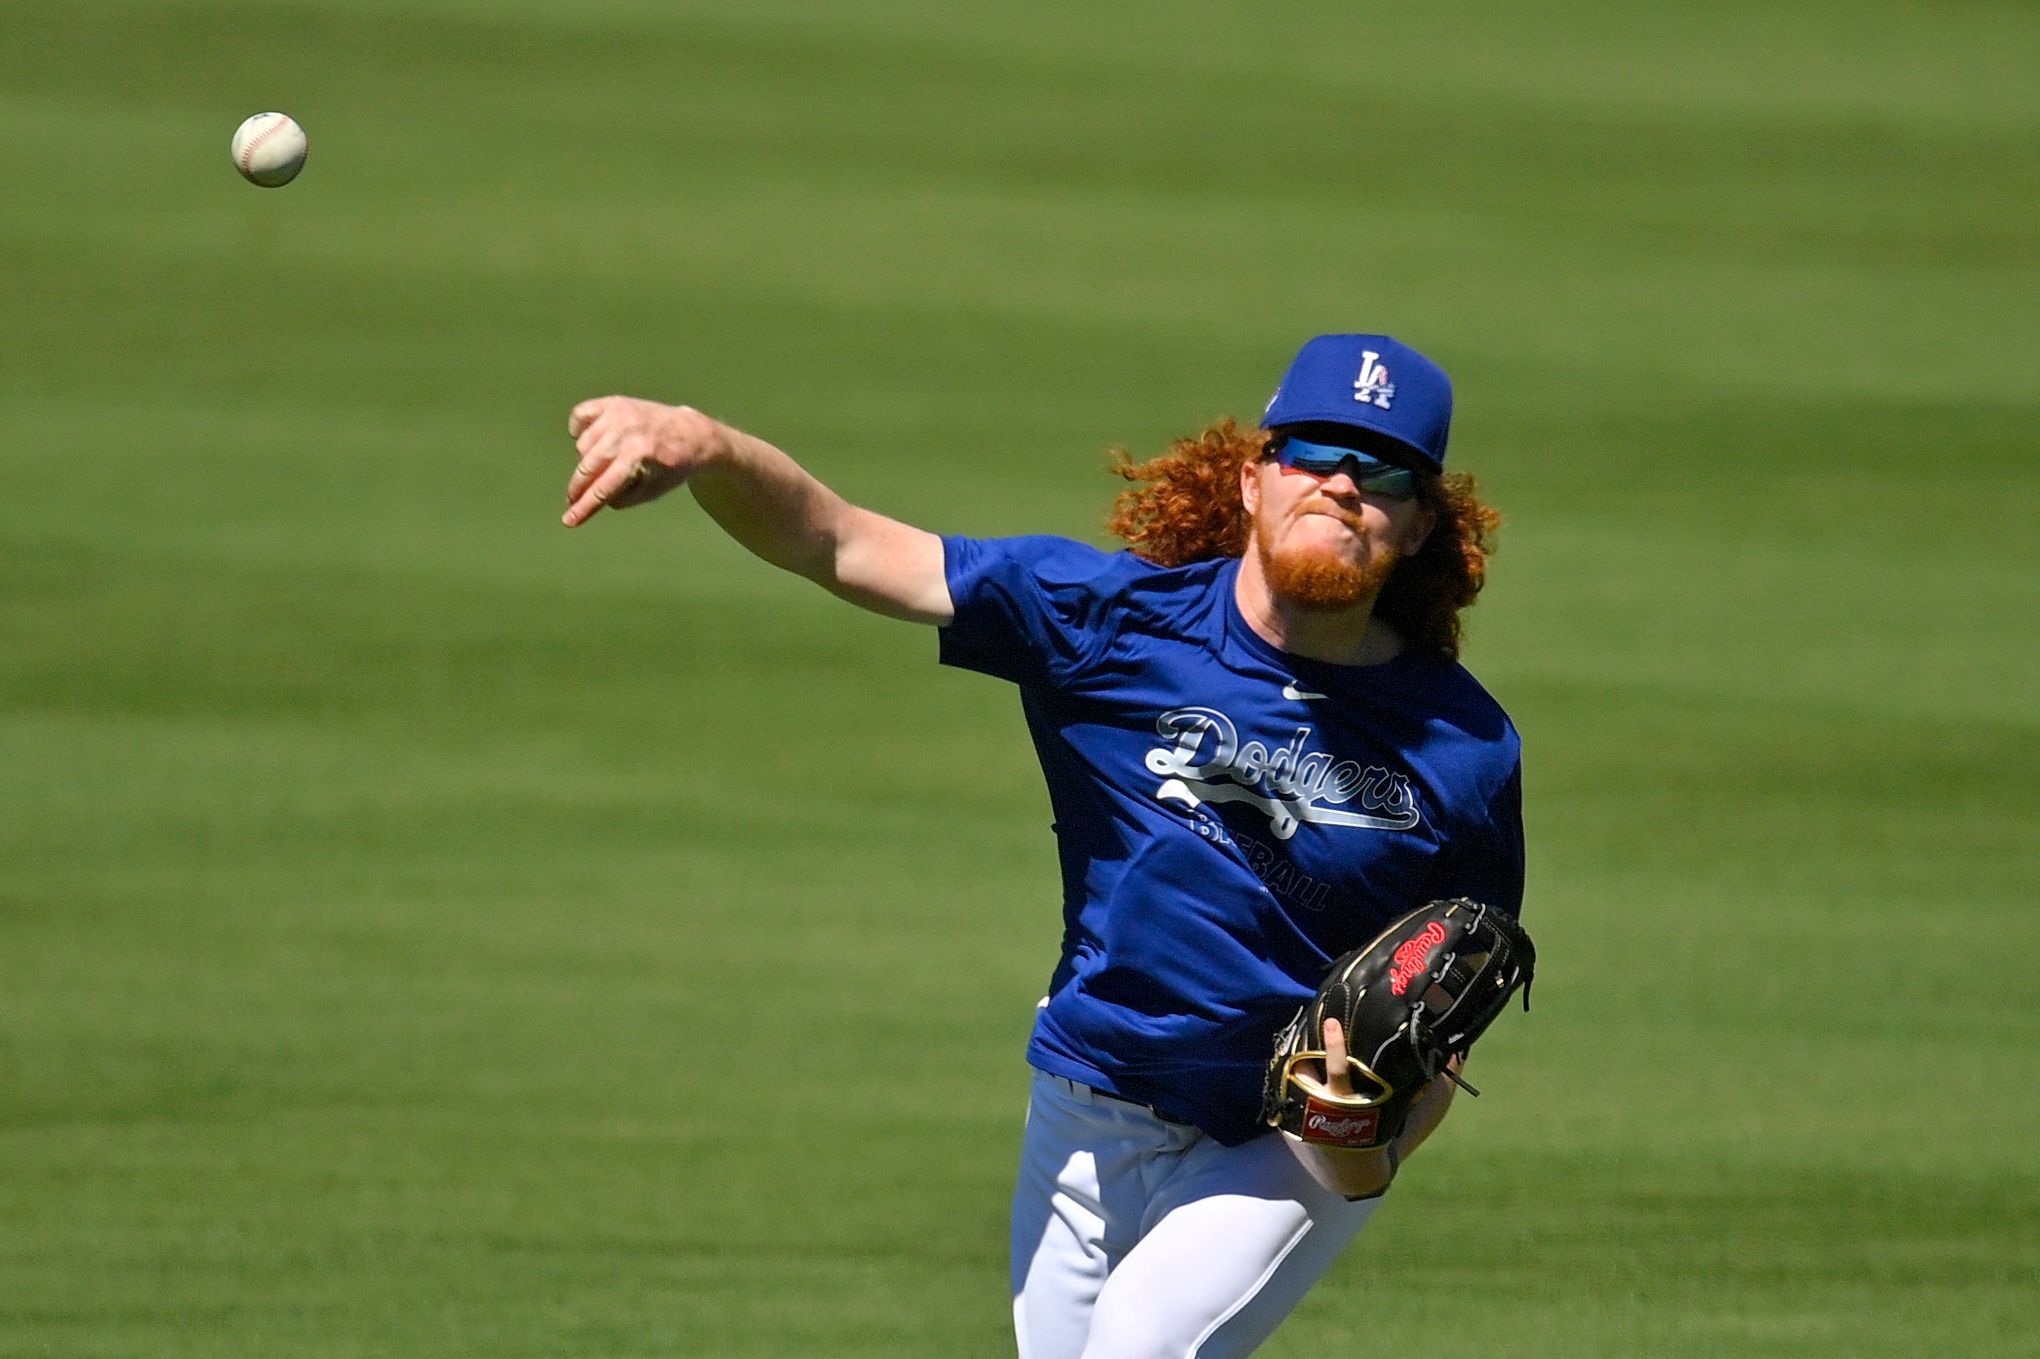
[230,112,307,187]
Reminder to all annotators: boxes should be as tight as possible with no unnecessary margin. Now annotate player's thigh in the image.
[1079,1133,1378,1359]
[1012,1074,1159,1359]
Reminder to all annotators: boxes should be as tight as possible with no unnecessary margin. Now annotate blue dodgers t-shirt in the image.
[940,535,1523,1145]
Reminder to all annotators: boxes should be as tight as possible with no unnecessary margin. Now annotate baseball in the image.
[230,112,308,187]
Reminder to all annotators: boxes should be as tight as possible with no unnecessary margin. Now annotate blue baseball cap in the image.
[1259,334,1454,472]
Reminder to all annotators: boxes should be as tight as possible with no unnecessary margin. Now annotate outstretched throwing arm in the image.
[563,396,953,625]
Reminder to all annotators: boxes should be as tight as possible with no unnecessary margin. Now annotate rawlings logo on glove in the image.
[1301,1100,1382,1147]
[1388,921,1448,995]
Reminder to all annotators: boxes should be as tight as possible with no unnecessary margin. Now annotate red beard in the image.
[1255,510,1400,611]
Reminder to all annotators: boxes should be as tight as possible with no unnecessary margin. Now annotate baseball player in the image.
[562,334,1524,1358]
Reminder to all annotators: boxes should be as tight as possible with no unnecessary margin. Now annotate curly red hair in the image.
[1105,419,1502,660]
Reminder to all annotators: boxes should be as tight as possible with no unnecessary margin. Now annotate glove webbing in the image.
[1396,920,1533,1097]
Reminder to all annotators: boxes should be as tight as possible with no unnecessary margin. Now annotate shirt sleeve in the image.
[1422,761,1526,918]
[938,535,1125,688]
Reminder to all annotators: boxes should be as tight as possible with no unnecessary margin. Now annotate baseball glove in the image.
[1262,898,1534,1195]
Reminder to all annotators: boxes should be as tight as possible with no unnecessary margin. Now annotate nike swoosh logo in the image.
[1281,683,1328,701]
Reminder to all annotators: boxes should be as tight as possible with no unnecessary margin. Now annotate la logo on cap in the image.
[1352,352,1394,410]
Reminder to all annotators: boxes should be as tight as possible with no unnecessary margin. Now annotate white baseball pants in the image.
[1010,1071,1380,1359]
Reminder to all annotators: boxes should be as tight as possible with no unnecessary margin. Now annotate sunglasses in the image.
[1271,437,1420,499]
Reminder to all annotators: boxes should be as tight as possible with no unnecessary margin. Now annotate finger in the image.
[562,454,641,528]
[566,430,618,505]
[1322,1018,1352,1097]
[567,398,609,438]
[575,417,616,461]
[566,458,602,506]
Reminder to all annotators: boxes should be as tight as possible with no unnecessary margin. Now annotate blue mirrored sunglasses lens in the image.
[1275,438,1417,495]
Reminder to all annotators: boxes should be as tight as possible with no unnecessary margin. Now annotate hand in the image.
[563,397,730,527]
[1326,1016,1452,1131]
[1314,1017,1396,1199]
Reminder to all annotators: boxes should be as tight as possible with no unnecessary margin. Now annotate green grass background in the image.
[3,2,2036,1355]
